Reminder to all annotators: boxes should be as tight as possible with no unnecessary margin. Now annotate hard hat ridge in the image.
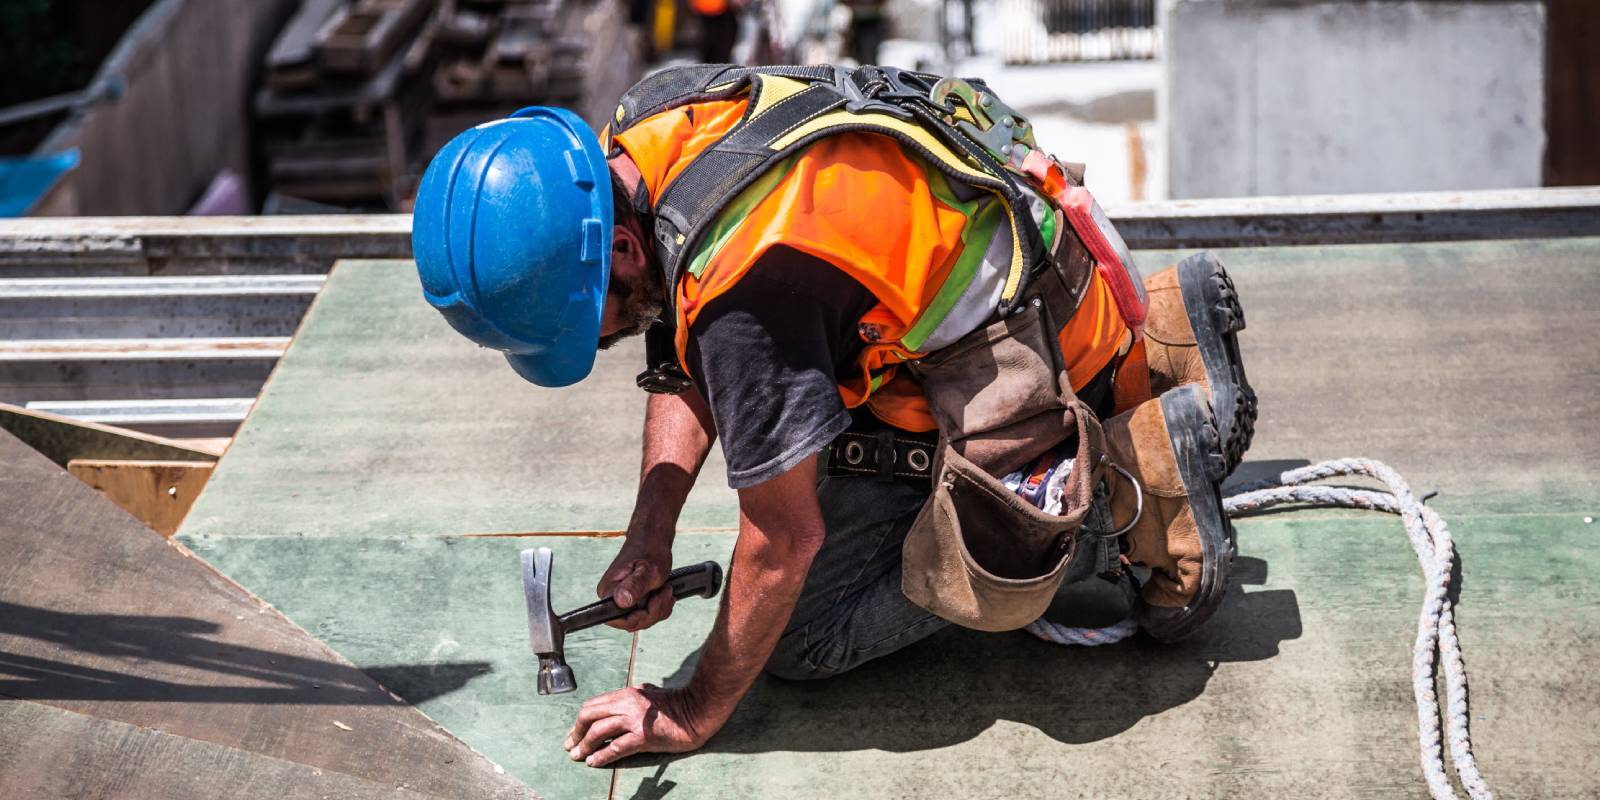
[411,105,613,387]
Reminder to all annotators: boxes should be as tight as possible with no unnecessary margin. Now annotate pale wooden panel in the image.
[67,459,215,537]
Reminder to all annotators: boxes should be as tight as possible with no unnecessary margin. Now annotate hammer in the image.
[520,547,722,695]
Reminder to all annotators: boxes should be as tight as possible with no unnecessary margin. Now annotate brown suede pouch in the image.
[902,288,1110,631]
[902,400,1106,631]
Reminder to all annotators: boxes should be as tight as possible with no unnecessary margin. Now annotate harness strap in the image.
[613,64,1050,314]
[651,78,848,287]
[613,64,835,131]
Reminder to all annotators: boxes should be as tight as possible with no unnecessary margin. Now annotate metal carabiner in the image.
[927,77,1037,167]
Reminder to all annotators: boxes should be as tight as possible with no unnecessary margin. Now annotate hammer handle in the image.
[558,560,723,633]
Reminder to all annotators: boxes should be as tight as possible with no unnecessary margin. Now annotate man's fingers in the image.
[570,716,632,762]
[585,731,646,768]
[644,588,675,625]
[566,692,630,748]
[573,695,626,728]
[608,608,649,631]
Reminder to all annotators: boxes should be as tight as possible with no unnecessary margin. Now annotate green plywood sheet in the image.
[182,534,643,800]
[179,260,738,541]
[619,515,1600,798]
[172,238,1600,799]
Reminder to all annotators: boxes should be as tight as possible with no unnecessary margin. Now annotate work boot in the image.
[1101,384,1235,641]
[1142,251,1257,475]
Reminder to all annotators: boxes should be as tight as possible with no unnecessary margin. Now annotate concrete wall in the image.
[32,0,295,215]
[1162,0,1545,199]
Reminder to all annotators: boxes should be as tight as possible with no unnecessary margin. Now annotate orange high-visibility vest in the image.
[610,97,1129,431]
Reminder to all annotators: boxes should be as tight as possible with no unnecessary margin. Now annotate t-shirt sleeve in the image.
[684,247,877,489]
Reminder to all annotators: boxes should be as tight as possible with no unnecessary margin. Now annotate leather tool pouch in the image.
[901,236,1108,631]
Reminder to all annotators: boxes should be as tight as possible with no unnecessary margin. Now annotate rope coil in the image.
[1025,458,1493,800]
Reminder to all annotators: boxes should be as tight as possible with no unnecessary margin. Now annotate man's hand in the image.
[562,684,722,767]
[596,540,675,632]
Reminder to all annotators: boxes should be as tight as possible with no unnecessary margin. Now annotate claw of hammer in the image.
[520,547,723,696]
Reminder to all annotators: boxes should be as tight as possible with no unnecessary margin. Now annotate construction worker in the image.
[411,64,1256,766]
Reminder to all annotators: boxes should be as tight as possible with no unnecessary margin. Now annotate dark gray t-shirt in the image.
[684,246,878,489]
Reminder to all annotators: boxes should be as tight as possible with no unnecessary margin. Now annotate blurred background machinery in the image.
[2,0,1596,217]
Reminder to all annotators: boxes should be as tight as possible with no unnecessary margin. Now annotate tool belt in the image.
[825,420,939,484]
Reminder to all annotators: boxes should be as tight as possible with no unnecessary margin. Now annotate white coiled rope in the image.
[1025,458,1493,800]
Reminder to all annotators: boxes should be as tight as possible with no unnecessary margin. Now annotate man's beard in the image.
[597,264,665,351]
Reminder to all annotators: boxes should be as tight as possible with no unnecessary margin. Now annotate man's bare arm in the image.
[566,454,827,765]
[683,453,828,721]
[597,389,717,630]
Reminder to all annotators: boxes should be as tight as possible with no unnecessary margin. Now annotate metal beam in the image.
[0,337,290,361]
[0,215,410,276]
[25,397,254,438]
[0,276,321,338]
[1107,187,1600,249]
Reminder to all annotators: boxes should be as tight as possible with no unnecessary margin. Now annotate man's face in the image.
[597,219,663,350]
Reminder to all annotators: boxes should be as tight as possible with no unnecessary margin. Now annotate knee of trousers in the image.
[762,628,841,682]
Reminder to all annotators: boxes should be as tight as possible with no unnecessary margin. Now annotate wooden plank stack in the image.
[255,0,641,210]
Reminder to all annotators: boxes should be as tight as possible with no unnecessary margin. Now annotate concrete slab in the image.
[1146,237,1600,515]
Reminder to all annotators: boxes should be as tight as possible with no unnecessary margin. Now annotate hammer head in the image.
[520,547,577,694]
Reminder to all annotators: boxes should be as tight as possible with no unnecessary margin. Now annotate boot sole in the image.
[1138,384,1236,641]
[1176,251,1258,475]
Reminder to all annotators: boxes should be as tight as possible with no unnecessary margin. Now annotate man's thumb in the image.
[614,564,643,607]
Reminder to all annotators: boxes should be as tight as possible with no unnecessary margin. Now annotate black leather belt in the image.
[825,428,938,483]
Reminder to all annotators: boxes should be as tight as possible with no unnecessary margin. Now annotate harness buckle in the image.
[831,66,914,120]
[928,77,1037,169]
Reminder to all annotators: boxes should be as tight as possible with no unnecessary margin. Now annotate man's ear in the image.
[612,222,646,272]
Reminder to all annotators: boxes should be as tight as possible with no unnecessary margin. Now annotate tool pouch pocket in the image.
[914,298,1069,477]
[901,398,1104,631]
[903,296,1108,631]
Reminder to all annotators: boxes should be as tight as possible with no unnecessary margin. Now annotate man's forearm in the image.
[682,456,826,728]
[628,389,716,541]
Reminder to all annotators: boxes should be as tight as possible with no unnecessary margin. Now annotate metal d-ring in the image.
[844,440,865,465]
[1102,463,1144,538]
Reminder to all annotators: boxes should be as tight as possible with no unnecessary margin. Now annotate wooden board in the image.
[0,701,454,800]
[0,429,537,799]
[67,459,214,537]
[0,401,221,466]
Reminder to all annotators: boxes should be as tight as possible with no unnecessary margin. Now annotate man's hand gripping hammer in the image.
[520,547,723,695]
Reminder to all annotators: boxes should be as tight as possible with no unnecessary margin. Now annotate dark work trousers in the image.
[764,474,947,680]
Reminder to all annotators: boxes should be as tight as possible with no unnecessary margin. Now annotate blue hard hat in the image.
[412,106,612,387]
